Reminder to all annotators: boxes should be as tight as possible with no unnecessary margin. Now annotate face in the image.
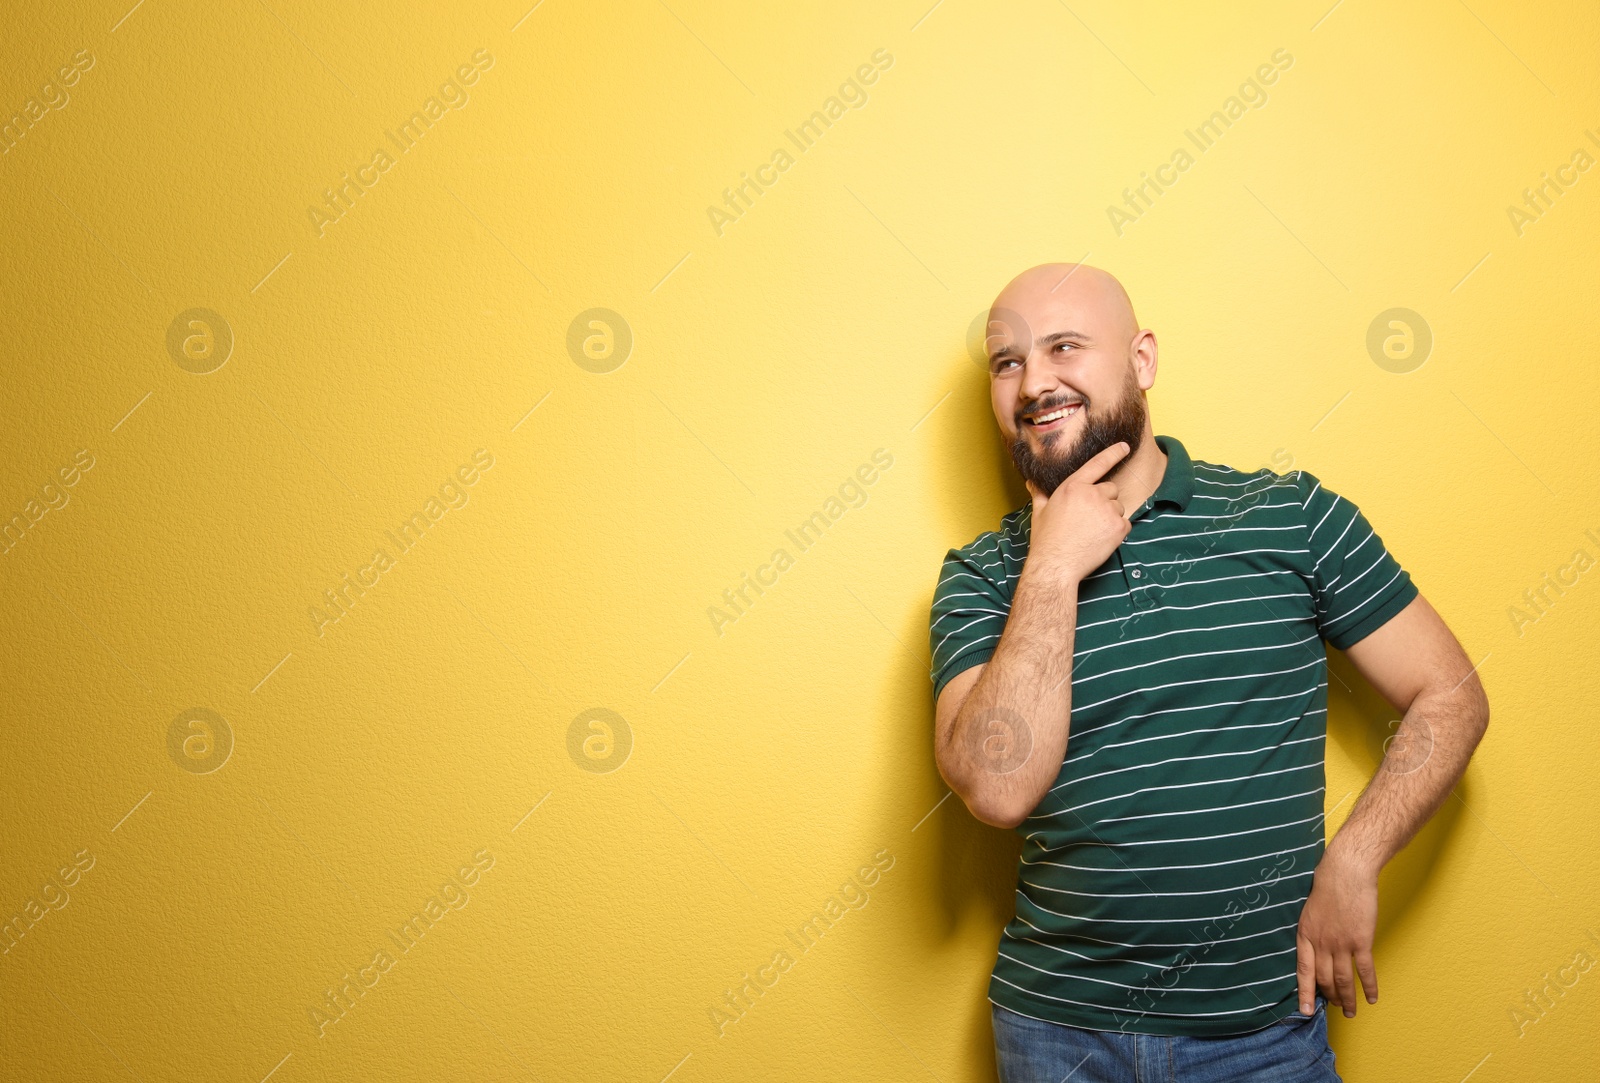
[984,269,1154,496]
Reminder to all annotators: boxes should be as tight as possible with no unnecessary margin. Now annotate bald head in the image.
[989,263,1139,352]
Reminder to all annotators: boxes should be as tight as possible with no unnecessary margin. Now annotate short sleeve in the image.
[929,542,1012,703]
[1298,471,1418,650]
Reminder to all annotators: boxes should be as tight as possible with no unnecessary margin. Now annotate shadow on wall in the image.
[1325,648,1467,951]
[910,346,1029,938]
[853,341,1030,1079]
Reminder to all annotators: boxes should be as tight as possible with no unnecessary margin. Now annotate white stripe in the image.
[961,535,1004,559]
[1083,547,1311,582]
[935,569,1001,590]
[1008,915,1301,969]
[1093,785,1326,824]
[1328,543,1386,595]
[932,603,1008,621]
[932,612,1006,656]
[1121,523,1301,546]
[1190,467,1280,488]
[1311,513,1358,573]
[1308,494,1340,538]
[1120,547,1313,572]
[1021,869,1313,899]
[934,637,999,675]
[1049,729,1324,790]
[1041,761,1324,818]
[998,945,1298,994]
[1071,634,1322,686]
[1067,716,1312,766]
[1324,568,1405,631]
[1009,913,1305,951]
[1068,686,1324,744]
[1021,889,1303,924]
[991,973,1291,1017]
[1021,838,1322,875]
[1062,806,1324,851]
[1077,598,1308,634]
[1076,568,1301,608]
[1068,655,1324,716]
[1157,497,1289,518]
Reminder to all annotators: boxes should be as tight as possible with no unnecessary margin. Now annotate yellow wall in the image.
[2,1,1597,1080]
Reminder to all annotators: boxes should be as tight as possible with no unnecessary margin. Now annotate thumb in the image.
[1025,480,1044,508]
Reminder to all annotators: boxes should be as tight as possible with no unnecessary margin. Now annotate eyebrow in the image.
[988,329,1095,362]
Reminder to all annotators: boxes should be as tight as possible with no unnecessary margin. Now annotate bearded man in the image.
[928,263,1489,1082]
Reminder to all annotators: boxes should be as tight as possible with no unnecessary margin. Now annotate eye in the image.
[991,357,1020,374]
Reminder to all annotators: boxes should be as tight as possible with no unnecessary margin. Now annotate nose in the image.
[1019,345,1060,408]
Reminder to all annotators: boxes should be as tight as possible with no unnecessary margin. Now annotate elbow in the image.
[1461,673,1491,739]
[935,746,1031,829]
[968,793,1029,830]
[939,764,1028,829]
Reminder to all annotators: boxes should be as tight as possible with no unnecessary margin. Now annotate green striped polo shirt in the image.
[928,434,1417,1036]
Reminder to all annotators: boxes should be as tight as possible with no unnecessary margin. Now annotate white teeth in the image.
[1031,403,1082,424]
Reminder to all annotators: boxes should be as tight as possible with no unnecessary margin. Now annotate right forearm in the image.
[943,565,1079,826]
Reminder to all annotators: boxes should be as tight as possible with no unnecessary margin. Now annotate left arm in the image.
[1296,593,1490,1018]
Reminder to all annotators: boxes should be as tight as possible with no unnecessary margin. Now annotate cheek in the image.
[992,386,1021,430]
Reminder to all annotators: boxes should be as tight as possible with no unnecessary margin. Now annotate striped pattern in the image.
[928,435,1416,1036]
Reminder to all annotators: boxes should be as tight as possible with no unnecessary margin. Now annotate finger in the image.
[1355,949,1379,1005]
[1068,440,1131,484]
[1025,480,1044,509]
[1315,946,1335,1010]
[1295,933,1316,1015]
[1333,951,1357,1017]
[1091,482,1131,520]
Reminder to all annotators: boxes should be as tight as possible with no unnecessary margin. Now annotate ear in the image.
[1131,329,1158,391]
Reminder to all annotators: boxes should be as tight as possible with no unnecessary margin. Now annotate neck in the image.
[1109,430,1166,515]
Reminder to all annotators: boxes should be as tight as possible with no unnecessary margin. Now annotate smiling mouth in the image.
[1023,402,1084,433]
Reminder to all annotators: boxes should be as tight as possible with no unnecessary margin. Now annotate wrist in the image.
[1322,837,1383,880]
[1020,559,1082,592]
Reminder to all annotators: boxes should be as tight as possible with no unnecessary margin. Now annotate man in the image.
[928,263,1489,1081]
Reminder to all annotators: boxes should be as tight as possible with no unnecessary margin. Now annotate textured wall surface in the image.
[2,2,1597,1081]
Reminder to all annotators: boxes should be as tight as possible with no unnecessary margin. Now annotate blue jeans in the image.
[992,996,1341,1083]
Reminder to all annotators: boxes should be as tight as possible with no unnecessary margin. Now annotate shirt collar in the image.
[1146,434,1194,513]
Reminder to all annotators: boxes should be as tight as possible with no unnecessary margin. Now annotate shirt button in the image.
[1131,569,1142,579]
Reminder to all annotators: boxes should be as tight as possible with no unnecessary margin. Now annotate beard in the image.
[1010,366,1148,497]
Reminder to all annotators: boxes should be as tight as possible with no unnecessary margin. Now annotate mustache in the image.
[1017,393,1088,423]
